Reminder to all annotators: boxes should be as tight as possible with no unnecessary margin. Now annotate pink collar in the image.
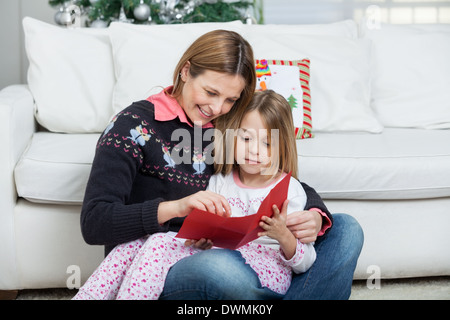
[232,169,287,189]
[147,86,214,128]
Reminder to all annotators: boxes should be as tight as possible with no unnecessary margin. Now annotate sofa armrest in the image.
[0,84,36,289]
[0,84,36,199]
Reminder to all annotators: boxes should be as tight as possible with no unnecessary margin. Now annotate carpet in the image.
[14,276,450,300]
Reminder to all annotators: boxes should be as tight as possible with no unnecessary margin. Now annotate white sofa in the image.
[1,17,449,291]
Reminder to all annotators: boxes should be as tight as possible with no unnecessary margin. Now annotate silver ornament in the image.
[134,1,151,21]
[54,7,64,25]
[90,18,108,28]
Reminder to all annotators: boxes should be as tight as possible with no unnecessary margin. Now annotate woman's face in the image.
[177,62,246,126]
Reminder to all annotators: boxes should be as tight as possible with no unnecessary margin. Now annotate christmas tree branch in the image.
[49,0,261,26]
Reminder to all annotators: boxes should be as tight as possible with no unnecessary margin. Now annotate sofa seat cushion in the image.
[297,128,450,200]
[15,129,450,204]
[15,132,100,204]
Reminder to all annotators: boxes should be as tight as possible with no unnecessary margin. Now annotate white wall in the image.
[263,0,355,24]
[0,0,54,90]
[263,0,450,25]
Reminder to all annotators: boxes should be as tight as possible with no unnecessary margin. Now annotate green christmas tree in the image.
[49,0,261,26]
[287,94,298,110]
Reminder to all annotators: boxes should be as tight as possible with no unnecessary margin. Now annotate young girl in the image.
[74,90,315,299]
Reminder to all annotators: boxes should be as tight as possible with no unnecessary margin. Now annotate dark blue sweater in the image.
[80,100,332,255]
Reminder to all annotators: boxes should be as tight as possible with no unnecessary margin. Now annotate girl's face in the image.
[235,110,274,179]
[177,62,245,126]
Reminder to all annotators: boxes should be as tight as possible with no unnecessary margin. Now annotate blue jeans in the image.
[159,213,364,300]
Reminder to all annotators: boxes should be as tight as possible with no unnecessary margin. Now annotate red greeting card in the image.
[176,173,291,249]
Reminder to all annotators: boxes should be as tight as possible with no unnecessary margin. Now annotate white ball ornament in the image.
[90,18,108,28]
[133,1,151,21]
[54,8,63,25]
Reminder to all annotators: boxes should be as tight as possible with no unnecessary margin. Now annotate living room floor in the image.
[350,276,450,300]
[13,276,450,300]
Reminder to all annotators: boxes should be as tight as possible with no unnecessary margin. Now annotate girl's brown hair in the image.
[214,90,299,180]
[171,29,256,118]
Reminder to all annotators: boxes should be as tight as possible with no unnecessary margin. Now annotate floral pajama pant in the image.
[73,233,295,300]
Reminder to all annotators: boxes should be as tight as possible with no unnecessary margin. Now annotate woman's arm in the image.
[81,143,230,247]
[80,136,167,246]
[286,182,333,243]
[302,182,333,224]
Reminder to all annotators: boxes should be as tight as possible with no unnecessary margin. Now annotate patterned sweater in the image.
[80,88,332,255]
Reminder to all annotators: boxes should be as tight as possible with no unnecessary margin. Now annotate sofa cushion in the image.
[109,20,244,114]
[360,22,450,129]
[109,20,382,133]
[23,17,115,133]
[15,129,450,205]
[297,128,450,200]
[245,30,383,133]
[14,132,100,204]
[245,19,359,38]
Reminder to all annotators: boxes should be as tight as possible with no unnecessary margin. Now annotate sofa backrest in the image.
[23,17,450,135]
[360,21,450,129]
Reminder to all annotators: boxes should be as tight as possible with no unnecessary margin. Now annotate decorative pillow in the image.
[255,59,313,139]
[23,17,115,133]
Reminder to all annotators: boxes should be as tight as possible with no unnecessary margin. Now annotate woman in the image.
[80,29,363,300]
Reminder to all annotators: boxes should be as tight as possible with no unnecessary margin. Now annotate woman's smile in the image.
[178,65,245,126]
[198,105,213,119]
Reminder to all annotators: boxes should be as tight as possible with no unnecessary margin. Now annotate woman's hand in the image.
[158,190,231,224]
[180,190,232,217]
[184,238,214,250]
[286,207,322,244]
[158,190,230,249]
[178,191,231,250]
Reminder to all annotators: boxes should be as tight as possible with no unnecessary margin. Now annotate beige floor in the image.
[14,276,450,300]
[350,276,450,300]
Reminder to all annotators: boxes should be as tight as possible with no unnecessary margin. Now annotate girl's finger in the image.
[280,200,289,218]
[272,204,280,218]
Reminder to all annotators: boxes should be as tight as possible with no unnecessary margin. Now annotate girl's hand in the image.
[258,204,290,241]
[258,202,297,260]
[158,190,231,224]
[184,238,213,250]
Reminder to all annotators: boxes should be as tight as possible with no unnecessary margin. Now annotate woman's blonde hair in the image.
[214,90,299,180]
[171,29,256,117]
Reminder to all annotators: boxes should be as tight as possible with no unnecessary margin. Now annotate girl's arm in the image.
[259,203,316,273]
